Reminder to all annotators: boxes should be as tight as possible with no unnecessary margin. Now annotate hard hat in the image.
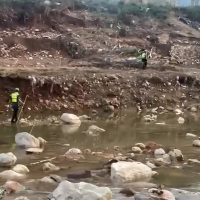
[15,88,19,91]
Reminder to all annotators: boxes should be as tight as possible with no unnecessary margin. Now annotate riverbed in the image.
[1,111,200,199]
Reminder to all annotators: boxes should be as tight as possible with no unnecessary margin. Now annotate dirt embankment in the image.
[1,65,200,116]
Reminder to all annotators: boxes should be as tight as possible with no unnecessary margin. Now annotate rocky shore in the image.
[1,64,200,117]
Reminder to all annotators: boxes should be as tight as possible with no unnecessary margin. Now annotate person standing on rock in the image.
[10,88,21,124]
[137,49,147,69]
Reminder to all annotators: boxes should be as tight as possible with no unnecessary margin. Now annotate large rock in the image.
[110,161,157,182]
[5,181,25,193]
[193,138,200,147]
[186,133,197,138]
[65,148,82,155]
[43,162,60,172]
[40,176,58,185]
[168,148,184,161]
[148,188,175,200]
[0,170,26,180]
[162,154,171,164]
[15,132,46,148]
[0,152,17,167]
[13,164,29,174]
[47,180,112,200]
[154,148,165,155]
[60,113,81,124]
[132,147,142,153]
[170,188,200,200]
[84,125,105,136]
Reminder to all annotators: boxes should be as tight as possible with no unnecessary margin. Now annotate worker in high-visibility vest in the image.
[10,88,20,123]
[137,49,147,69]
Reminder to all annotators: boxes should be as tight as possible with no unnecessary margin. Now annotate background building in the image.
[123,0,178,6]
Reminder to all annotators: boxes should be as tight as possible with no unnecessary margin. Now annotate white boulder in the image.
[13,164,29,174]
[132,146,142,153]
[191,107,197,112]
[168,148,184,161]
[5,181,25,193]
[188,159,200,164]
[154,158,165,166]
[110,161,157,182]
[193,138,200,147]
[135,143,145,149]
[186,133,197,138]
[40,176,57,184]
[177,117,184,124]
[79,115,91,121]
[0,152,17,167]
[65,148,82,155]
[146,159,156,169]
[85,125,105,136]
[43,162,60,172]
[148,188,175,200]
[162,154,171,164]
[49,180,112,200]
[0,170,26,180]
[154,148,165,155]
[60,113,81,124]
[15,132,46,148]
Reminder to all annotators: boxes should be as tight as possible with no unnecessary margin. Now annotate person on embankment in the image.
[10,88,22,124]
[137,49,147,69]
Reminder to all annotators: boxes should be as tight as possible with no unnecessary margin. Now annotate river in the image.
[0,111,200,199]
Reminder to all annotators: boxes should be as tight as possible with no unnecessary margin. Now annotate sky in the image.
[178,0,192,6]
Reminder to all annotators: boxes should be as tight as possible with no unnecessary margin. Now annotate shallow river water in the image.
[1,111,200,199]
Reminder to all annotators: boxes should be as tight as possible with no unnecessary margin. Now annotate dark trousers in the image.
[142,59,147,69]
[11,103,19,123]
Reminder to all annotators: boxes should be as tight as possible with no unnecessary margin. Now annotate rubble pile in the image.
[170,44,200,65]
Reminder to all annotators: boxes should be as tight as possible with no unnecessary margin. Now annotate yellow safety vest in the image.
[11,92,19,103]
[141,53,146,59]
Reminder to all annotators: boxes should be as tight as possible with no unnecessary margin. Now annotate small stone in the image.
[63,144,70,147]
[84,149,92,154]
[135,143,145,149]
[43,162,60,172]
[154,148,165,155]
[13,164,29,174]
[191,107,197,112]
[186,133,197,137]
[132,146,142,153]
[177,117,184,124]
[119,188,135,197]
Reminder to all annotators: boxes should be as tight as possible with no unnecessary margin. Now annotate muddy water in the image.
[0,112,200,195]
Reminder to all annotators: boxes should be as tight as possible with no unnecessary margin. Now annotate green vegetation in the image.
[0,0,200,25]
[118,2,173,21]
[180,6,200,22]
